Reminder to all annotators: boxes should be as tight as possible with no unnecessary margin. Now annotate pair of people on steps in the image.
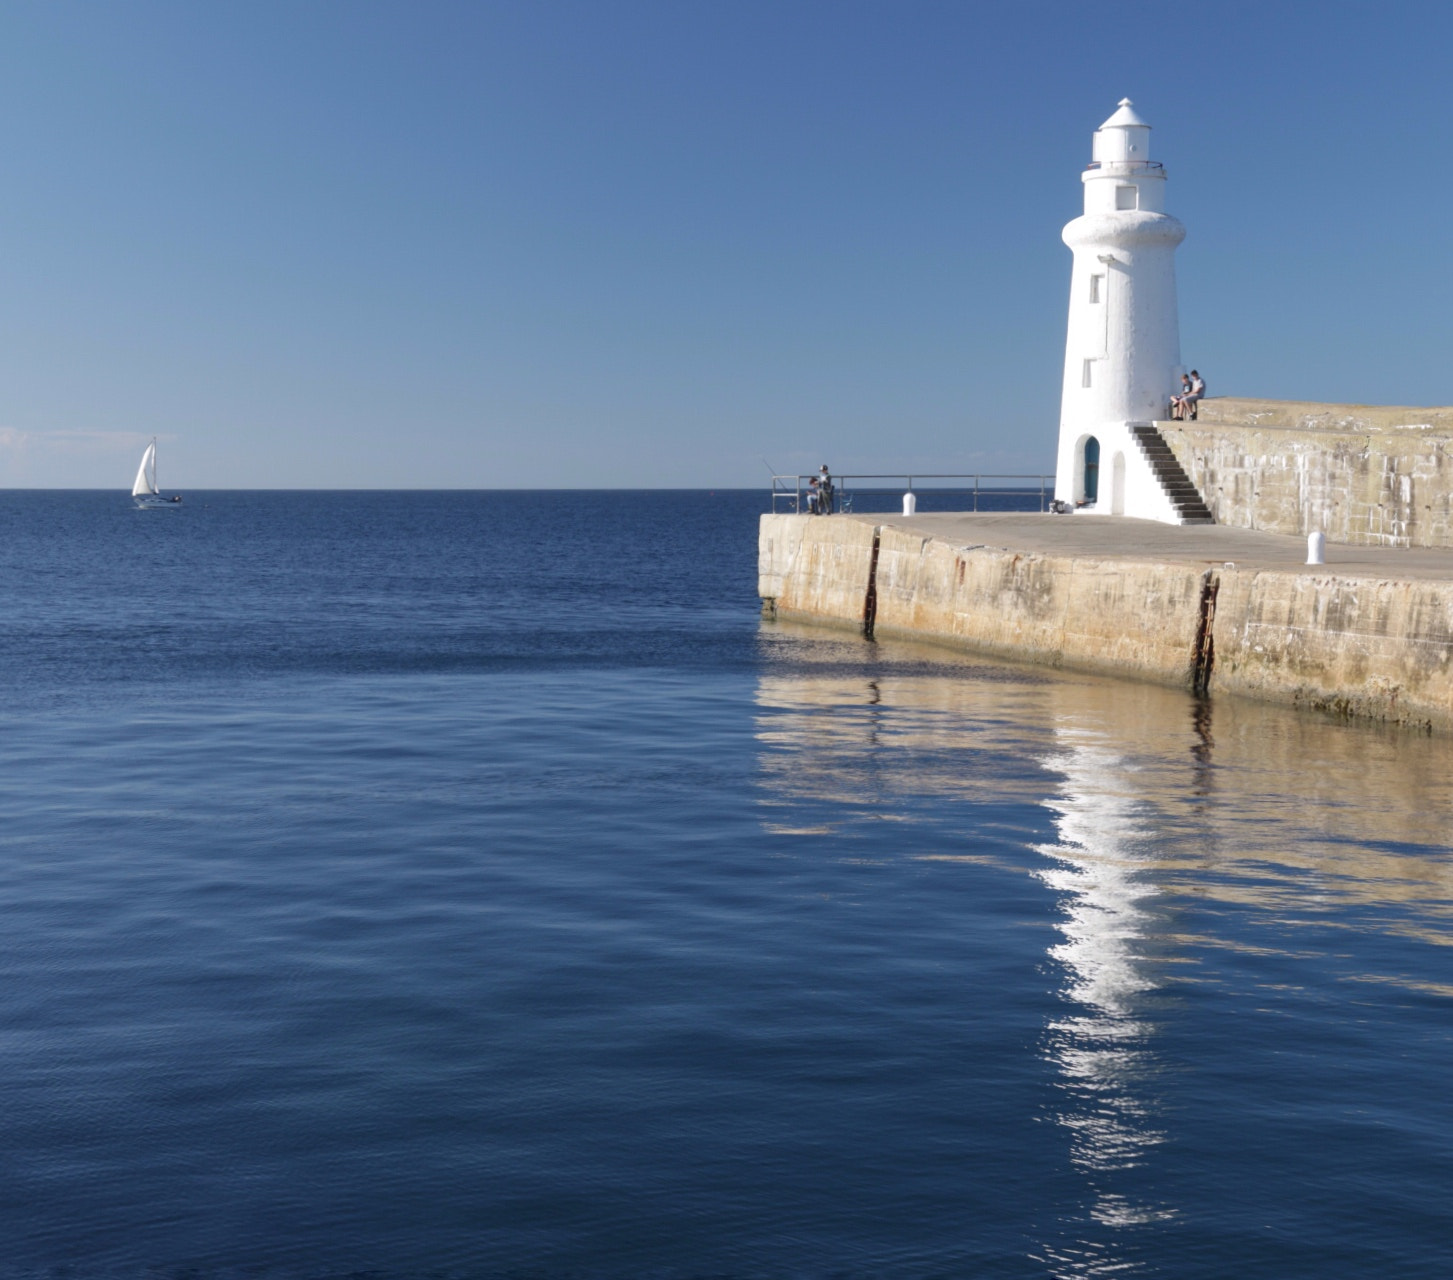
[1171,370,1204,420]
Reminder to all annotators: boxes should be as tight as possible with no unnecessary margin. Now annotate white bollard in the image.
[903,491,917,516]
[1307,531,1325,565]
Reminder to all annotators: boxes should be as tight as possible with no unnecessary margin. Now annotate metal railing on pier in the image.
[769,473,1055,515]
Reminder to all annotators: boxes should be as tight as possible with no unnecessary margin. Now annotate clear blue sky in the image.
[0,0,1448,488]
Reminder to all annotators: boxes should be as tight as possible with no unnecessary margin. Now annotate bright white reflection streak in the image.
[1035,733,1175,1277]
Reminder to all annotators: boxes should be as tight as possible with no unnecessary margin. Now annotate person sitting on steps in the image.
[1170,373,1191,419]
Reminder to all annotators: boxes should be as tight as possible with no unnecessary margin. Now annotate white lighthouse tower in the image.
[1054,99,1190,521]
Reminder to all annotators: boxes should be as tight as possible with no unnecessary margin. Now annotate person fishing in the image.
[817,464,834,515]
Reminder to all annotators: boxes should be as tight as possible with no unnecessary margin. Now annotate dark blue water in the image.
[1,491,1450,1279]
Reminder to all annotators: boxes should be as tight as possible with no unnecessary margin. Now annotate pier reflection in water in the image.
[753,621,1453,1277]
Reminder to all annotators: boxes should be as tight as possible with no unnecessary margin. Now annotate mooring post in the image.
[1307,531,1325,565]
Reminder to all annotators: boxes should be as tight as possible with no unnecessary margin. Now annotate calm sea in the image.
[1,490,1450,1279]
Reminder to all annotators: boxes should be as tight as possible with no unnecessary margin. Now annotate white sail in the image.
[132,441,158,497]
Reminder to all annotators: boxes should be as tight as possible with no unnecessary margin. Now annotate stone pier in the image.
[759,511,1453,732]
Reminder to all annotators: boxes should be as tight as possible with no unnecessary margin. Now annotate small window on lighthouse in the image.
[1082,359,1094,389]
[1089,274,1103,304]
[1115,185,1138,211]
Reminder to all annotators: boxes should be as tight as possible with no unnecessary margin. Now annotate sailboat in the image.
[132,438,181,508]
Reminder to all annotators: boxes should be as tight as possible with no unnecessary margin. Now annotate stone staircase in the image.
[1129,422,1214,524]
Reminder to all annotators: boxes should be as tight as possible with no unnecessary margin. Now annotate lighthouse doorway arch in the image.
[1082,436,1100,504]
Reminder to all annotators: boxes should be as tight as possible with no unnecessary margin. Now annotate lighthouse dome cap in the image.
[1099,98,1150,129]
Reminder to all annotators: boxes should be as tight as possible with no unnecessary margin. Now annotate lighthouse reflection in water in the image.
[1036,732,1175,1245]
[753,622,1453,1278]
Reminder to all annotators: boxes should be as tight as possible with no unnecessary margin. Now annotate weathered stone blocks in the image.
[1162,397,1453,549]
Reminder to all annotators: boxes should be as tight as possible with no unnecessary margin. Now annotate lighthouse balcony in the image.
[1084,159,1164,175]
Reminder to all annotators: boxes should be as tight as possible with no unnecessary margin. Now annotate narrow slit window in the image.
[1089,274,1103,303]
[1115,185,1138,211]
[1082,359,1094,389]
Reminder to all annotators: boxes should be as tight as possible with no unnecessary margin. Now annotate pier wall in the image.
[760,513,1453,731]
[1159,397,1453,548]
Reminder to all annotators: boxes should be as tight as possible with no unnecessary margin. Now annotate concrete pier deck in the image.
[758,512,1453,731]
[879,513,1453,579]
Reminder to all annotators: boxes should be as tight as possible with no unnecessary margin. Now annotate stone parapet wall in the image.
[759,513,1453,732]
[1159,397,1453,548]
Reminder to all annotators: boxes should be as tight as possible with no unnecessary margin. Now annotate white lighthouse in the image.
[1054,99,1192,522]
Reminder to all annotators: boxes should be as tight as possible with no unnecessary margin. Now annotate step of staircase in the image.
[1129,423,1215,524]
